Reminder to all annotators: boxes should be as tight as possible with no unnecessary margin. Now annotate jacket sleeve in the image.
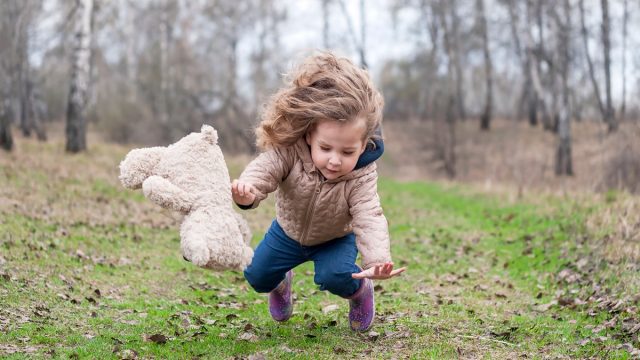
[238,147,294,209]
[348,171,392,269]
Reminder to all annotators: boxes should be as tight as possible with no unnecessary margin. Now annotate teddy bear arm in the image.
[119,147,165,189]
[142,175,194,214]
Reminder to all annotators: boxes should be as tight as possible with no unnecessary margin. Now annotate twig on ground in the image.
[458,334,519,347]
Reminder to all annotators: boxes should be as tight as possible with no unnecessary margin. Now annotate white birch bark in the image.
[601,0,616,132]
[554,0,573,176]
[65,0,94,153]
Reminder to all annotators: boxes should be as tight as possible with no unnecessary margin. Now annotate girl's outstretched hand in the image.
[352,262,406,280]
[231,179,257,206]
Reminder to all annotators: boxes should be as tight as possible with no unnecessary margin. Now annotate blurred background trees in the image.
[1,0,638,185]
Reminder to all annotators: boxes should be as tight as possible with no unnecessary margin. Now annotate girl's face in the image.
[305,118,367,180]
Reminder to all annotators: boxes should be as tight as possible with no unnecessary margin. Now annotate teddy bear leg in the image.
[179,225,212,267]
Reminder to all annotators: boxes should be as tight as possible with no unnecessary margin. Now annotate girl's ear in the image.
[359,138,370,155]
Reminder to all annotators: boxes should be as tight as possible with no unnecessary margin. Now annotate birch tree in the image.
[523,1,552,132]
[65,0,95,153]
[436,0,458,178]
[337,0,368,68]
[157,0,172,142]
[504,0,538,126]
[578,0,605,123]
[476,0,493,130]
[578,0,617,132]
[620,0,628,122]
[601,0,616,132]
[553,0,573,175]
[322,0,331,49]
[0,1,15,150]
[0,100,11,151]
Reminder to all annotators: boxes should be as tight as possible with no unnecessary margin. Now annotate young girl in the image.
[232,52,405,332]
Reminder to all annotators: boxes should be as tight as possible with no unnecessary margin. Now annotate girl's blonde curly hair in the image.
[256,51,383,150]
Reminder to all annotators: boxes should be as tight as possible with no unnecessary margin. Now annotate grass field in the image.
[1,136,639,359]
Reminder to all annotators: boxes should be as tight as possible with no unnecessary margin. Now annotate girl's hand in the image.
[352,262,406,280]
[231,179,257,206]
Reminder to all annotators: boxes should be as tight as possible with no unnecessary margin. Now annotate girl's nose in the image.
[329,157,341,166]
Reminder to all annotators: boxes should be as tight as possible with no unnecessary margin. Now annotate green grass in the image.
[0,142,638,359]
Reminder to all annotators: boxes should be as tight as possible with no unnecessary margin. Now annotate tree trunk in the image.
[0,99,13,151]
[158,0,171,142]
[522,1,552,131]
[124,0,137,101]
[225,34,254,151]
[27,80,46,140]
[554,0,573,176]
[601,0,616,132]
[438,0,457,178]
[535,1,553,132]
[578,0,605,120]
[506,0,537,126]
[337,0,367,68]
[359,0,367,69]
[449,0,465,121]
[620,0,628,123]
[477,0,492,131]
[65,0,94,153]
[322,0,330,49]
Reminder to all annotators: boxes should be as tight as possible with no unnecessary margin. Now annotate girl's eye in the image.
[320,147,330,151]
[343,151,354,155]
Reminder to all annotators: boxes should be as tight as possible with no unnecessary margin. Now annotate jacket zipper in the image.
[300,176,324,245]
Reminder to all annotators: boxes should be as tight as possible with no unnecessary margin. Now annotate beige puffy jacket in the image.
[238,138,391,269]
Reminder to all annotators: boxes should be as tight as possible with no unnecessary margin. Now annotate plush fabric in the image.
[119,124,253,271]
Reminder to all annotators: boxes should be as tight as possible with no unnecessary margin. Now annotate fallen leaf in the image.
[147,334,167,344]
[534,302,553,312]
[367,331,380,341]
[119,349,138,359]
[237,332,258,342]
[322,304,339,314]
[558,297,574,306]
[280,345,295,353]
[247,353,266,360]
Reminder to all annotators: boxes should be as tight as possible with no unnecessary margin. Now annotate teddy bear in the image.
[118,124,254,271]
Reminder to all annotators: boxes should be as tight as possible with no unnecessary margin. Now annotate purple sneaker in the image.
[269,270,293,322]
[347,278,375,331]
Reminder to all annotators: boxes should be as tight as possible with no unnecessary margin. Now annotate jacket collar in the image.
[294,138,376,183]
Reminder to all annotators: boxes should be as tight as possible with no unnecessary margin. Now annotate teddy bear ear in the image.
[201,124,218,145]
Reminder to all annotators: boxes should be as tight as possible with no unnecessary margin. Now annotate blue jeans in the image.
[244,220,361,298]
